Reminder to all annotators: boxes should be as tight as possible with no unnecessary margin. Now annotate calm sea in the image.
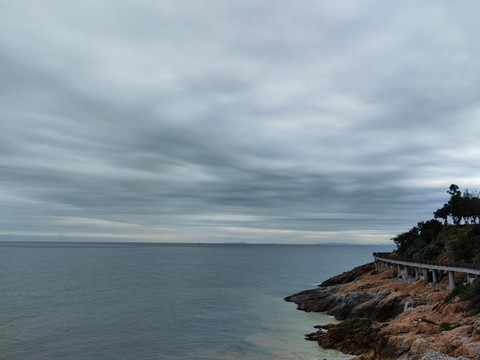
[0,242,393,360]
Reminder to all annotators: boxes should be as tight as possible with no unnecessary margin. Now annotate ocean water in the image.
[0,242,393,360]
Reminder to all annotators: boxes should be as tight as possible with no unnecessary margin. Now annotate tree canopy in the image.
[434,184,480,225]
[393,184,480,259]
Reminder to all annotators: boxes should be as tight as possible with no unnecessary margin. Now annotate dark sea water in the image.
[0,242,394,360]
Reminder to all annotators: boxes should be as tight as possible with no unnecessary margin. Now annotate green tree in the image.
[434,204,449,225]
[462,190,480,224]
[447,184,463,225]
[418,219,442,245]
[447,184,461,198]
[392,226,419,254]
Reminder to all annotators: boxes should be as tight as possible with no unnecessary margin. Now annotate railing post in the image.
[414,267,419,280]
[448,271,455,290]
[432,269,437,283]
[421,268,428,281]
[467,273,474,284]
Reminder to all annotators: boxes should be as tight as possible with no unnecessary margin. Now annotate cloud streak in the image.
[1,1,480,243]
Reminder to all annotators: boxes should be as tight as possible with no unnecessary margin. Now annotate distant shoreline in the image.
[0,239,395,246]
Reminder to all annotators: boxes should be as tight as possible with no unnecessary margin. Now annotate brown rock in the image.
[286,262,480,359]
[319,263,375,287]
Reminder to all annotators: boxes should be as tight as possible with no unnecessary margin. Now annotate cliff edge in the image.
[285,263,480,360]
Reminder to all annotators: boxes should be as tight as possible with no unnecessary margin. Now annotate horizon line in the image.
[0,239,395,246]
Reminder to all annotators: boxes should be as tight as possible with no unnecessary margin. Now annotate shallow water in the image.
[0,242,393,359]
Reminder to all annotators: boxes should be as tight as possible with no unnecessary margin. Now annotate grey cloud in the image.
[1,1,480,243]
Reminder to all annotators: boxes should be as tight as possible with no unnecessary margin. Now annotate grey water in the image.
[0,242,393,360]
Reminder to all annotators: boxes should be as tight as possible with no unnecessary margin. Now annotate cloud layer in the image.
[2,1,480,243]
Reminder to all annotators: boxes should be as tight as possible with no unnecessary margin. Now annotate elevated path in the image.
[373,252,480,289]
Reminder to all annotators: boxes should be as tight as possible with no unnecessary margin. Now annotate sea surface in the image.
[0,242,394,360]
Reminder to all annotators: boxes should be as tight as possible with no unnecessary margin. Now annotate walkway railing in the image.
[373,252,480,289]
[373,252,480,271]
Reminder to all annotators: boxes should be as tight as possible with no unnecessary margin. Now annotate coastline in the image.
[286,262,480,360]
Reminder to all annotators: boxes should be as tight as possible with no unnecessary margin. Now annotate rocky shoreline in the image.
[285,263,480,360]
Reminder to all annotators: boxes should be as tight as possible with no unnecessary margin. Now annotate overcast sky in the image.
[1,1,480,244]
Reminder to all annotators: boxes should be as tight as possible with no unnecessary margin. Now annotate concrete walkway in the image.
[373,252,480,290]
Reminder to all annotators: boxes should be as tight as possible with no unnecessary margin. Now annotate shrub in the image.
[452,234,476,262]
[420,318,436,325]
[444,282,466,303]
[419,244,443,260]
[440,322,452,331]
[444,278,480,315]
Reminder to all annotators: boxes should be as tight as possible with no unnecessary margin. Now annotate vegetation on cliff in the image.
[392,184,480,264]
[392,184,480,314]
[444,278,480,315]
[286,184,480,359]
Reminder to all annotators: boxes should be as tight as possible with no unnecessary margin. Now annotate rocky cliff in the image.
[285,264,480,360]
